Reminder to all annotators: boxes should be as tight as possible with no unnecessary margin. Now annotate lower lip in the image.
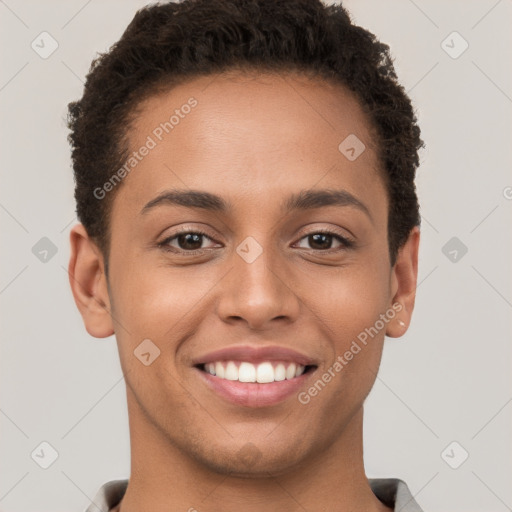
[195,367,314,407]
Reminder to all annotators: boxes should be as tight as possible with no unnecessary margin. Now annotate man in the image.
[67,0,423,510]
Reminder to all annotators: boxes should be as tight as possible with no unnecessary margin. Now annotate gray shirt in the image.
[84,478,424,511]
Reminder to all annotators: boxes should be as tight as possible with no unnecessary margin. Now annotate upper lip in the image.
[192,345,317,367]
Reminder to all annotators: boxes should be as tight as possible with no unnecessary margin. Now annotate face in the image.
[72,71,417,476]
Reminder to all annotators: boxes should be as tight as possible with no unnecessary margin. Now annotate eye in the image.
[158,230,220,253]
[294,230,354,251]
[157,228,354,254]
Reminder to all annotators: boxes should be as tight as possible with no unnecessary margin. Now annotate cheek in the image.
[315,259,391,342]
[108,255,221,358]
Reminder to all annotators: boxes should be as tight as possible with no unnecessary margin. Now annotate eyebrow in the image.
[140,188,372,220]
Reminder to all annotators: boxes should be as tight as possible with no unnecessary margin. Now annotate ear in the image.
[386,226,420,338]
[68,223,114,338]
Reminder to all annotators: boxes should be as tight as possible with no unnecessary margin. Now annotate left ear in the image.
[386,226,420,338]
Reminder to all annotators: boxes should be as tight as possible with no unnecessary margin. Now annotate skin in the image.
[69,71,419,512]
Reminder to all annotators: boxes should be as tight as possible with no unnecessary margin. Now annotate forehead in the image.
[114,71,386,220]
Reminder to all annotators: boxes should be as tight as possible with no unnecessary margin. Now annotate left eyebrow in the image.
[140,187,372,222]
[283,189,372,222]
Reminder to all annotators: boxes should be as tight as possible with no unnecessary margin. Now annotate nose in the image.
[216,241,301,331]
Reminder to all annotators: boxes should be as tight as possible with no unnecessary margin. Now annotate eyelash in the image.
[157,228,355,255]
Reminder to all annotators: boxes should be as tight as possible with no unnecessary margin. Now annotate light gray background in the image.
[1,1,511,511]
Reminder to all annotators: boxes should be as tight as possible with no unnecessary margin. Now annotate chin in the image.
[193,440,309,478]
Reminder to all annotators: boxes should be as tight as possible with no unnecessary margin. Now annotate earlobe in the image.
[68,224,115,338]
[386,226,420,339]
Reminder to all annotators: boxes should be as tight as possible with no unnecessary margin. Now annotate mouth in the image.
[196,360,317,383]
[192,345,319,407]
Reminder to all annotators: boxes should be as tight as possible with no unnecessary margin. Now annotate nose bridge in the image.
[216,234,300,329]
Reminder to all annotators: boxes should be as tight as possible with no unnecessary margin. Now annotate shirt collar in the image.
[85,477,424,512]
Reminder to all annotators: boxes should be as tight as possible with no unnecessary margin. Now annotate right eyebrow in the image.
[140,189,230,215]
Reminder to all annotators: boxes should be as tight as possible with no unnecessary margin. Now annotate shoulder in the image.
[368,478,424,512]
[83,479,128,512]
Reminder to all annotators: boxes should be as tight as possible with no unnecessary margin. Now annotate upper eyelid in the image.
[162,222,353,238]
[293,231,353,249]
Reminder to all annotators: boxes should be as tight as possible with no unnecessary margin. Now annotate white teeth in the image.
[256,362,274,383]
[274,363,286,381]
[215,361,225,378]
[239,362,256,382]
[225,361,238,380]
[203,360,306,383]
[285,363,296,380]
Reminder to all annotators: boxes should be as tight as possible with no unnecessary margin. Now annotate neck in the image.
[118,388,391,512]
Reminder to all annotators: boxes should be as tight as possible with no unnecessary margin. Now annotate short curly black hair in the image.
[67,0,422,267]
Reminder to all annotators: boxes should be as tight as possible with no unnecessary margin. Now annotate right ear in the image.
[68,224,114,338]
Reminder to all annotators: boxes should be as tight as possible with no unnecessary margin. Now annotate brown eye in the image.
[176,233,204,250]
[295,231,353,251]
[159,230,219,253]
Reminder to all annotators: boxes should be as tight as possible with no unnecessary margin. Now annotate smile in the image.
[193,345,318,407]
[201,360,309,383]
